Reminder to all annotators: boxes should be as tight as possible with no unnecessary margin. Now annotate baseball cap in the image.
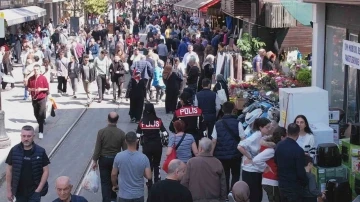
[125,132,138,143]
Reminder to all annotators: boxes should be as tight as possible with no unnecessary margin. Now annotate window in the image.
[347,34,358,123]
[324,26,346,109]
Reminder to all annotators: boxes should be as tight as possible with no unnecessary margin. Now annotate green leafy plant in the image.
[236,33,266,61]
[84,0,108,15]
[296,68,311,86]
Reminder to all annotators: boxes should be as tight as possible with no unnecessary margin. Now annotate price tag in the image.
[0,12,4,19]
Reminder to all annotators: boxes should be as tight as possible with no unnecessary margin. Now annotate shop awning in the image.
[280,0,313,26]
[199,0,220,12]
[174,0,213,11]
[1,6,46,26]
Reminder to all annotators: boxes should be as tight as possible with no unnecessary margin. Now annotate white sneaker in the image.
[39,133,43,139]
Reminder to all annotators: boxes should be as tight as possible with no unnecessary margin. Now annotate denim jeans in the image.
[24,86,29,100]
[117,196,144,202]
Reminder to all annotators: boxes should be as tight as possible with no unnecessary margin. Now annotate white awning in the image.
[1,6,46,26]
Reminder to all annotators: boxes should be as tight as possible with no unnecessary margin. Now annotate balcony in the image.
[221,0,251,18]
[264,2,296,28]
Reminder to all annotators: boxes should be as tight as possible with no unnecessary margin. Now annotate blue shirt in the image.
[168,134,195,163]
[252,54,262,72]
[177,42,188,58]
[52,194,88,202]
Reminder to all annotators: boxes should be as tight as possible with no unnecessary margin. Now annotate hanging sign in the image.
[0,12,4,38]
[342,40,360,70]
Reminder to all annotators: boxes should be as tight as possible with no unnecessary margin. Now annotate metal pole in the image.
[0,91,11,149]
[112,0,116,34]
[73,0,76,17]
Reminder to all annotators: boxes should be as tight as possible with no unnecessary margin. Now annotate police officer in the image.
[169,91,206,145]
[136,103,168,188]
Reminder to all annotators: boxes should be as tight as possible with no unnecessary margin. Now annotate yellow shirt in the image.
[165,29,172,39]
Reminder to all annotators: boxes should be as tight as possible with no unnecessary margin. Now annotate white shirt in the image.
[182,52,199,67]
[175,63,186,76]
[211,121,244,140]
[238,131,263,172]
[34,50,44,60]
[252,148,278,186]
[296,133,315,152]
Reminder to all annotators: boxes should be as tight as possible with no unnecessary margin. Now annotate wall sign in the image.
[343,40,360,70]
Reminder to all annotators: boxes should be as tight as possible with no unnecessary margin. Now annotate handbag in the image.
[162,133,186,173]
[1,74,15,83]
[217,84,227,104]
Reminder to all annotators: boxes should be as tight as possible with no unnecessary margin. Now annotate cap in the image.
[125,132,138,143]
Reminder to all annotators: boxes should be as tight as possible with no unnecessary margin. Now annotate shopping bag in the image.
[2,74,15,83]
[162,145,177,173]
[49,97,58,109]
[82,170,100,193]
[51,106,56,117]
[217,85,227,104]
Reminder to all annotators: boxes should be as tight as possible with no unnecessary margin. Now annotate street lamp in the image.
[0,90,11,149]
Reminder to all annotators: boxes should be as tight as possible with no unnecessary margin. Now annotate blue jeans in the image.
[16,192,41,202]
[117,196,144,202]
[24,86,29,100]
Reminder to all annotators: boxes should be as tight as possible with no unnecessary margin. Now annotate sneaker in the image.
[73,95,77,98]
[38,133,43,139]
[135,120,140,124]
[130,118,136,123]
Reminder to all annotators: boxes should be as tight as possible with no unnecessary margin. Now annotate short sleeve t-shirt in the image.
[168,134,195,163]
[113,150,150,199]
[252,55,262,72]
[6,146,50,197]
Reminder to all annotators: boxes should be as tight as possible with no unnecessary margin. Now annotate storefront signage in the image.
[343,40,360,70]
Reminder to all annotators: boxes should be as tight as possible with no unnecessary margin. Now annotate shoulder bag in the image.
[162,133,186,173]
[221,120,241,143]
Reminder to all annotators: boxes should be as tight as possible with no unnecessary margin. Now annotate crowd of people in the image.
[2,3,325,202]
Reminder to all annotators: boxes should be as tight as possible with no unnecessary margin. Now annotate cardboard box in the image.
[279,87,329,128]
[312,165,348,192]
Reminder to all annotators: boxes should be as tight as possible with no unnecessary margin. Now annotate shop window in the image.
[324,26,346,109]
[346,34,358,123]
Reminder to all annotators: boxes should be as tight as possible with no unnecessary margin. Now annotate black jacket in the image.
[11,143,49,197]
[109,61,125,82]
[275,138,308,190]
[67,62,80,78]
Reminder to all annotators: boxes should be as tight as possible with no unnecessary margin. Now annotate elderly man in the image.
[52,176,88,202]
[181,138,227,202]
[148,159,193,202]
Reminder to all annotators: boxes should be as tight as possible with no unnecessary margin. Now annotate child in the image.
[303,156,325,202]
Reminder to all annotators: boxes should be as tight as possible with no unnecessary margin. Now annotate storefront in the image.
[305,1,360,123]
[0,6,46,26]
[173,0,218,22]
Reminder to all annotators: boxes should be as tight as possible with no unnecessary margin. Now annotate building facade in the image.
[306,0,360,123]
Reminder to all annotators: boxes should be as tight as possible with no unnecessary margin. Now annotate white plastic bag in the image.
[82,170,100,193]
[217,85,227,104]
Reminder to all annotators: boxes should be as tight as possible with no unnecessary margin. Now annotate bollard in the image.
[0,110,11,149]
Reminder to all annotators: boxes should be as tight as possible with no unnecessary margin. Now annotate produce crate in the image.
[312,165,348,192]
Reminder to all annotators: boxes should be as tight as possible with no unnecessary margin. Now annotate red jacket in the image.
[260,145,278,181]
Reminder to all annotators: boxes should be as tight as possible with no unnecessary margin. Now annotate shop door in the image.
[346,34,359,122]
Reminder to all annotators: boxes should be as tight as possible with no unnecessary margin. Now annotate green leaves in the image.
[84,0,108,15]
[236,33,266,61]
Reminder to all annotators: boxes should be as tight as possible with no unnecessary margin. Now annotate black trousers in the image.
[165,90,179,113]
[32,98,46,133]
[242,170,263,202]
[112,77,124,99]
[57,76,67,93]
[96,75,106,100]
[220,157,241,194]
[142,141,162,185]
[263,185,281,202]
[99,156,117,202]
[279,187,303,202]
[146,77,153,99]
[159,55,167,64]
[204,120,215,138]
[129,96,144,121]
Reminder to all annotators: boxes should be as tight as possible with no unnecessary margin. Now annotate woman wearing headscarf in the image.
[228,181,250,202]
[213,74,229,119]
[136,103,168,189]
[126,69,146,123]
[198,54,215,91]
[163,64,183,114]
